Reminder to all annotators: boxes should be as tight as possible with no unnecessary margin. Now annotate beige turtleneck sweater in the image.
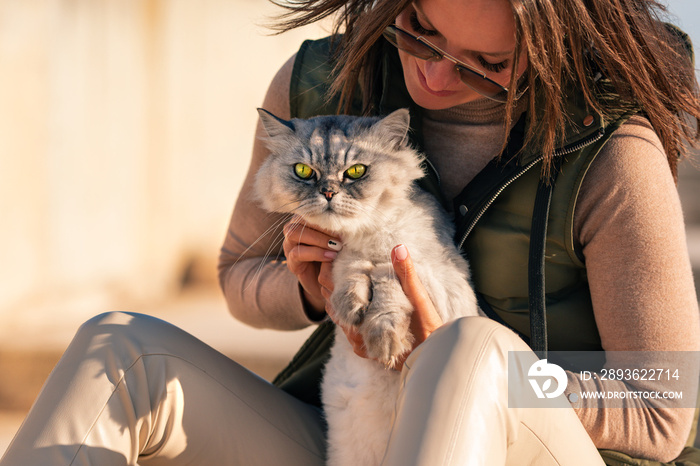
[218,56,700,461]
[421,96,525,203]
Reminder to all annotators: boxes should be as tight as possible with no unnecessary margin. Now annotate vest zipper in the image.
[552,128,605,157]
[456,128,605,250]
[457,156,542,249]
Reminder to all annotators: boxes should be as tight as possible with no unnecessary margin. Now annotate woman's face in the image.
[396,0,527,110]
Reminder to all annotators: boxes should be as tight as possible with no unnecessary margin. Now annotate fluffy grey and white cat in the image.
[255,108,480,466]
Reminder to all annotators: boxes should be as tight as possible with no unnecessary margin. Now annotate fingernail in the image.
[394,244,408,261]
[327,239,342,251]
[324,251,338,260]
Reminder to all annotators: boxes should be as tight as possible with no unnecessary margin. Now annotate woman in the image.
[2,0,699,464]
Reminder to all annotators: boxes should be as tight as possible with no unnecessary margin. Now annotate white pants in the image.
[0,312,604,465]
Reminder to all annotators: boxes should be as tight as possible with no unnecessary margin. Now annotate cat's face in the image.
[254,109,425,233]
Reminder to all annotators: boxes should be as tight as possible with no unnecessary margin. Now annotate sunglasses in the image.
[383,24,524,103]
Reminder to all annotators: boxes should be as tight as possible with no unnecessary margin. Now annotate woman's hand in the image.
[282,215,342,319]
[325,244,444,370]
[391,244,444,369]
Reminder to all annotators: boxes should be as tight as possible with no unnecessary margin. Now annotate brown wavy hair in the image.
[269,0,700,180]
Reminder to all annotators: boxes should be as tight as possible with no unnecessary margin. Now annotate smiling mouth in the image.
[416,64,458,97]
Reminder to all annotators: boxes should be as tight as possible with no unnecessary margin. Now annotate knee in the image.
[74,311,163,360]
[433,316,528,353]
[441,316,516,345]
[80,310,139,328]
[405,316,530,370]
[77,311,146,341]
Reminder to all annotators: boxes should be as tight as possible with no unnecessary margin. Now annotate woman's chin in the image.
[404,70,480,109]
[407,86,480,110]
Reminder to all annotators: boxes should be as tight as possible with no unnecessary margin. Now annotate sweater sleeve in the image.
[217,54,319,330]
[570,115,700,461]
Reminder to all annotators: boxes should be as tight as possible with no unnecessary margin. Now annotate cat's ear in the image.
[372,108,411,147]
[257,108,295,137]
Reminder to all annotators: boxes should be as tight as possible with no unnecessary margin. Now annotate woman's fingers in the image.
[281,215,341,316]
[326,299,368,359]
[285,244,338,269]
[282,217,342,252]
[391,244,443,344]
[318,261,334,296]
[295,262,326,315]
[391,244,430,309]
[282,217,342,273]
[344,326,368,358]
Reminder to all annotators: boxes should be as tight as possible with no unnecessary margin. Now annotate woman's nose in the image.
[422,58,461,91]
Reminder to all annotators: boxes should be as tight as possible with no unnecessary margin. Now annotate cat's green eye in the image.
[294,163,314,179]
[345,164,367,179]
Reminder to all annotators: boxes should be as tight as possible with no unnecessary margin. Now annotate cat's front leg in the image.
[330,259,374,328]
[361,263,414,369]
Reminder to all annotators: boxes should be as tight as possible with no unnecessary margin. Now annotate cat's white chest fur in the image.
[322,331,403,465]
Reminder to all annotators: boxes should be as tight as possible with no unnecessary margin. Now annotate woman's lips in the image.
[416,64,458,97]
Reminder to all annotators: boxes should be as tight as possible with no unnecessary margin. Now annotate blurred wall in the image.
[0,0,328,323]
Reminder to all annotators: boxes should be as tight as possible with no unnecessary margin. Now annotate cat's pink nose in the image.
[321,190,337,201]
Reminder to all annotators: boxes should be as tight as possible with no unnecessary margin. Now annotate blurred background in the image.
[1,0,699,455]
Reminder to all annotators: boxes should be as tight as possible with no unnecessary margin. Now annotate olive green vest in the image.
[290,36,635,351]
[278,35,700,465]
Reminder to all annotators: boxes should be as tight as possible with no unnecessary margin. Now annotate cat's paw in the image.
[361,311,413,369]
[360,312,413,369]
[330,273,372,328]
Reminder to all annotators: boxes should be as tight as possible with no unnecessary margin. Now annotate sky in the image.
[666,0,700,69]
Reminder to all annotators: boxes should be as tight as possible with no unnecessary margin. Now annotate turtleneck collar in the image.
[422,94,528,126]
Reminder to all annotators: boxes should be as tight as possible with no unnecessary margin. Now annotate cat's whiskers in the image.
[241,200,318,292]
[230,213,291,268]
[268,198,313,215]
[232,198,312,279]
[245,224,291,293]
[234,215,292,291]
